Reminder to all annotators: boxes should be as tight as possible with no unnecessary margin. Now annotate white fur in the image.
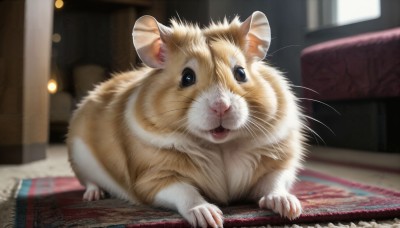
[252,168,297,198]
[71,138,135,202]
[83,182,104,201]
[125,91,230,202]
[124,73,302,212]
[220,140,298,200]
[269,98,301,144]
[252,167,302,219]
[259,191,302,220]
[188,85,249,143]
[124,87,224,163]
[221,144,256,199]
[154,182,223,228]
[125,88,188,149]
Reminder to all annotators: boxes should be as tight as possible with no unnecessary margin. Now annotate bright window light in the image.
[337,0,381,25]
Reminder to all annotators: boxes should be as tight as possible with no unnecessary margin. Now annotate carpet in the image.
[14,169,400,228]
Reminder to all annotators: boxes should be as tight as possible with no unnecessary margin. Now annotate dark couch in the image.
[301,27,400,152]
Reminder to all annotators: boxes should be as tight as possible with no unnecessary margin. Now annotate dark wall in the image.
[165,0,210,26]
[52,2,145,95]
[53,9,111,71]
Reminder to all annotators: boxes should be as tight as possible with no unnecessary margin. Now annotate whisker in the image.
[242,122,259,142]
[298,98,341,115]
[266,44,301,57]
[250,121,283,158]
[171,119,189,136]
[247,109,278,121]
[247,117,284,154]
[301,123,326,145]
[246,118,271,141]
[155,117,189,138]
[300,121,320,145]
[291,85,319,95]
[250,114,275,129]
[302,115,335,136]
[243,122,279,154]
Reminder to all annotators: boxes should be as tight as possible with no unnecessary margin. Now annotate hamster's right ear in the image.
[132,16,172,68]
[239,11,271,61]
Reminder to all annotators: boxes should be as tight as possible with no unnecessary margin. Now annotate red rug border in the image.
[123,208,400,228]
[298,169,400,197]
[15,169,400,228]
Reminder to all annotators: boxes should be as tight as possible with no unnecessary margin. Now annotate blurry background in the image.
[0,0,399,164]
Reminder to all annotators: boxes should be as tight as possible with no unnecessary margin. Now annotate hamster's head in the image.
[132,12,295,145]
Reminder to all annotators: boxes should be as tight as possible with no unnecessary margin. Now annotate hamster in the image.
[67,11,305,228]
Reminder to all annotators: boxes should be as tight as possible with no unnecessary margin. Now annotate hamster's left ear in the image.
[240,11,271,61]
[132,15,172,68]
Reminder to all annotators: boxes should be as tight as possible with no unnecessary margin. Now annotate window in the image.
[336,0,380,25]
[307,0,381,31]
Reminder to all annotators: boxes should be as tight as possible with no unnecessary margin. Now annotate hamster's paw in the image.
[259,192,302,220]
[83,182,105,201]
[183,203,224,228]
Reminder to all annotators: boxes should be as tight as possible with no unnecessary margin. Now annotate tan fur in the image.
[68,14,305,209]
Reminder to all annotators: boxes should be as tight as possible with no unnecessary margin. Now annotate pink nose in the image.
[210,100,231,117]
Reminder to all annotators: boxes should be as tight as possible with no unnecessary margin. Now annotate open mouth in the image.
[210,125,230,140]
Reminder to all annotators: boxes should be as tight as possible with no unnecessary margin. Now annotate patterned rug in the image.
[14,169,400,227]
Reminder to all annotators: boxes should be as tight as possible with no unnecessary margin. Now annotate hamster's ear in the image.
[132,15,172,68]
[240,11,271,61]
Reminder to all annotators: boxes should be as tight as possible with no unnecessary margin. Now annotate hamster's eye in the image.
[234,66,247,83]
[180,67,196,88]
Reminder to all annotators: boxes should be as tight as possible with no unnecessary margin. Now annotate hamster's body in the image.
[68,11,305,228]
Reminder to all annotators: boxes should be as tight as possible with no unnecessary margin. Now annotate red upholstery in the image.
[301,27,400,101]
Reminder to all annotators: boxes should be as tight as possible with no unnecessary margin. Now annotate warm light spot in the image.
[52,33,61,43]
[48,79,58,94]
[55,0,64,9]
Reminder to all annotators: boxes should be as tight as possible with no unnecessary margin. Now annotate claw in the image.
[185,203,224,228]
[83,183,105,201]
[259,192,302,219]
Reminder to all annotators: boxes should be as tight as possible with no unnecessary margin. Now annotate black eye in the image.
[234,66,247,83]
[180,67,196,88]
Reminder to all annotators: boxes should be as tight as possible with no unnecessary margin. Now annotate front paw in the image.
[182,203,224,228]
[259,192,302,220]
[83,183,105,201]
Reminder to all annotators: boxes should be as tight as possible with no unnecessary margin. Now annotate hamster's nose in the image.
[210,100,231,117]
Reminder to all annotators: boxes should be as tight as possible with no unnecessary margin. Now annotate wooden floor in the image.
[306,146,400,191]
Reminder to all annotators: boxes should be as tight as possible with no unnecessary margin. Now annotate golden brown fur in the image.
[68,11,305,226]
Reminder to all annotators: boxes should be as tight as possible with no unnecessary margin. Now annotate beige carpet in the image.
[1,145,399,227]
